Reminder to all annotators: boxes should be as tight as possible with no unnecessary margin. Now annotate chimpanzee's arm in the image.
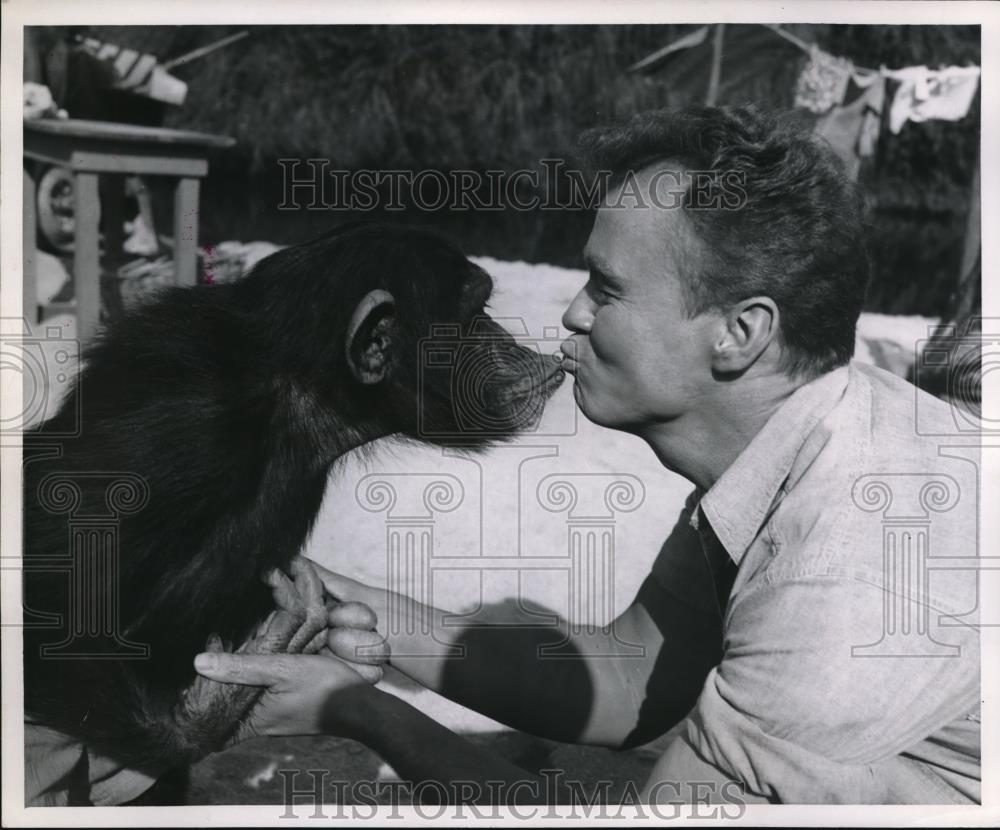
[162,556,329,762]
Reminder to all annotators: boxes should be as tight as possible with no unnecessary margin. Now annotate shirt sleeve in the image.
[24,721,86,806]
[675,573,979,803]
[24,719,160,806]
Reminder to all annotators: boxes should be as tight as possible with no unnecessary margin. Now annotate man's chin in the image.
[572,381,620,430]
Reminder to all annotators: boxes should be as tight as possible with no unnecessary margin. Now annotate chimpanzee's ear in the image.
[345,289,397,384]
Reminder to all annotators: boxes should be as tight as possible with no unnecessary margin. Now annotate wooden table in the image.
[23,119,235,342]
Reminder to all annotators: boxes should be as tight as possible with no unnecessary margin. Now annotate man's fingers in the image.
[307,558,337,587]
[309,559,356,603]
[350,662,384,685]
[326,627,390,665]
[328,601,377,631]
[194,652,291,686]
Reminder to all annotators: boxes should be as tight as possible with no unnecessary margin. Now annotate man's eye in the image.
[589,279,616,301]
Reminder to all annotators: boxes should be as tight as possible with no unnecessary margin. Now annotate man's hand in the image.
[324,601,389,676]
[192,650,385,740]
[193,648,547,805]
[189,572,391,744]
[170,555,334,759]
[304,557,715,749]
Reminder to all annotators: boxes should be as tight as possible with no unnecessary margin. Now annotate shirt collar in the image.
[692,365,851,564]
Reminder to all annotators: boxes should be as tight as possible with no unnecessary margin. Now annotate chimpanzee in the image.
[22,222,564,802]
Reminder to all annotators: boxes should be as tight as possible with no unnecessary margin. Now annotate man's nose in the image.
[562,288,595,334]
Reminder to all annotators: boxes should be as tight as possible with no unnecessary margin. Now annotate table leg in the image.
[134,177,160,255]
[173,177,200,287]
[73,172,101,344]
[101,173,126,265]
[23,165,38,327]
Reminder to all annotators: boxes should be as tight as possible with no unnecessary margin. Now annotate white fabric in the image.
[885,65,980,134]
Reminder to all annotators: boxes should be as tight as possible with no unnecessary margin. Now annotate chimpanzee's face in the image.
[344,242,565,448]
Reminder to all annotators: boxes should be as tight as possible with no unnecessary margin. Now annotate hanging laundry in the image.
[794,45,853,114]
[885,65,980,134]
[77,36,188,106]
[850,66,882,89]
[857,86,883,158]
[814,77,886,180]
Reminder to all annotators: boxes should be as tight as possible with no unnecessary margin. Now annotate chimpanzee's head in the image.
[236,222,564,449]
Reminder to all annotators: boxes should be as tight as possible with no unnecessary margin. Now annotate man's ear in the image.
[711,296,779,374]
[346,289,396,384]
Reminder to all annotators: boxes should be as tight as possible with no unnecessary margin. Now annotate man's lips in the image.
[558,340,579,373]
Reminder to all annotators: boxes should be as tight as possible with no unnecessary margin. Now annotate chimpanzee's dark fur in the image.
[23,222,562,776]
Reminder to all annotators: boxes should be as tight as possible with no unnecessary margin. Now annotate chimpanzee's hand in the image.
[192,596,390,744]
[171,556,332,758]
[256,555,329,655]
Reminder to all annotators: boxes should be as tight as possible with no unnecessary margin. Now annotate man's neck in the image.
[641,370,808,492]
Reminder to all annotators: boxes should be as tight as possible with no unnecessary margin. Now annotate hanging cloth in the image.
[814,77,886,180]
[794,45,853,114]
[885,65,980,134]
[850,66,882,89]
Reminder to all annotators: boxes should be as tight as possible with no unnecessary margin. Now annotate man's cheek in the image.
[588,314,633,365]
[587,328,616,366]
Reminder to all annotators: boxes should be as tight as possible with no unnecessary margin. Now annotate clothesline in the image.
[626,22,980,168]
[761,24,876,74]
[761,23,979,79]
[630,23,980,79]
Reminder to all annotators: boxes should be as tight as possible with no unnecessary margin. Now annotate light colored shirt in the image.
[648,361,981,804]
[25,718,161,806]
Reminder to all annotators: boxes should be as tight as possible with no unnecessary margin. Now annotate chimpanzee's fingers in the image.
[292,563,327,641]
[250,610,281,644]
[206,633,225,653]
[302,627,327,655]
[284,557,328,653]
[289,555,324,606]
[328,601,377,631]
[247,609,302,655]
[263,568,300,614]
[326,627,390,665]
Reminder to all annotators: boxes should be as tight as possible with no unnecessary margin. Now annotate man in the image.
[196,106,981,805]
